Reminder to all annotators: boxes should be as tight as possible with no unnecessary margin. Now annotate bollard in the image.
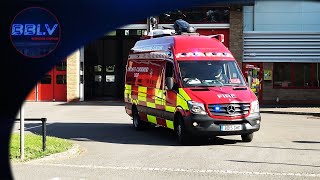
[15,118,47,152]
[41,118,47,151]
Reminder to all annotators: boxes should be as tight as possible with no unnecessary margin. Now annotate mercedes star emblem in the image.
[227,105,236,114]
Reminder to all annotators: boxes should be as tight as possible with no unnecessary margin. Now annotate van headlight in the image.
[188,101,207,115]
[250,100,260,114]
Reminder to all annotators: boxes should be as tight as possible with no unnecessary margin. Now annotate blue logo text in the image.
[11,24,58,36]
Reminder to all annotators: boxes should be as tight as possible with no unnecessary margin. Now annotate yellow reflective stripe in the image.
[138,86,147,101]
[177,96,188,110]
[124,84,132,99]
[147,115,157,124]
[165,106,175,113]
[124,84,127,94]
[155,88,163,105]
[131,99,138,105]
[166,120,174,130]
[178,88,191,101]
[138,86,147,93]
[147,102,156,108]
[176,88,190,110]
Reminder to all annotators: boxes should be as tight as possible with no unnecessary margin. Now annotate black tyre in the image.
[132,108,148,131]
[241,133,254,142]
[175,116,191,145]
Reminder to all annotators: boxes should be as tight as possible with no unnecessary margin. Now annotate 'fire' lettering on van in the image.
[217,94,237,98]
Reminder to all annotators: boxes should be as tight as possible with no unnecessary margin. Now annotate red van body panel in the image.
[124,33,261,139]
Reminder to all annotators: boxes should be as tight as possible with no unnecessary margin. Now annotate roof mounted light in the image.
[174,19,196,34]
[175,51,233,58]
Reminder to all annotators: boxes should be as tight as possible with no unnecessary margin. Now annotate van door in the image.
[145,61,166,125]
[163,62,177,130]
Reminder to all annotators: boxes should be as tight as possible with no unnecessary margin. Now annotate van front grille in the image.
[208,103,250,117]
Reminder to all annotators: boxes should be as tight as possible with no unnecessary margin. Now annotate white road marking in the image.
[49,177,86,180]
[28,163,320,178]
[49,178,60,180]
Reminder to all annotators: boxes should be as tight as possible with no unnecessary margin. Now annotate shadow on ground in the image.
[293,140,320,144]
[225,143,320,152]
[22,122,241,146]
[227,160,320,168]
[18,122,320,150]
[58,101,124,106]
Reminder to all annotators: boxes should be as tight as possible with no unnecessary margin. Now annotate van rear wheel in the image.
[241,133,253,142]
[132,109,148,131]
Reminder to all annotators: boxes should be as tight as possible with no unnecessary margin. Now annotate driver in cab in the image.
[212,65,228,84]
[180,65,228,86]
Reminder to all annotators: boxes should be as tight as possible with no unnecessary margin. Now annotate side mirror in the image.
[165,77,174,90]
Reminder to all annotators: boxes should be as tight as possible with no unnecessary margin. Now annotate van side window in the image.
[227,63,239,79]
[165,62,178,90]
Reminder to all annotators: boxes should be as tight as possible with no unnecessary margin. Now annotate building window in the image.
[56,61,67,71]
[273,63,292,88]
[40,75,51,84]
[56,75,67,84]
[159,7,230,24]
[116,29,146,36]
[273,63,320,88]
[294,63,312,87]
[315,64,320,87]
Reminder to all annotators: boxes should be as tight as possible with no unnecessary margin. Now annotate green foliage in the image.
[10,133,73,161]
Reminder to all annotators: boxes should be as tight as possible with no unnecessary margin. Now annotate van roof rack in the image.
[147,29,175,38]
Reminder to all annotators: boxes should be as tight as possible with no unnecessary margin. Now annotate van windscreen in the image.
[178,60,246,87]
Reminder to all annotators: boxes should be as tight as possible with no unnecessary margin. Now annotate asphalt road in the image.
[11,102,320,180]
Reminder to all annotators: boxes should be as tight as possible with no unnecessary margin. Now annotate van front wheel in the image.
[241,133,253,142]
[176,116,191,145]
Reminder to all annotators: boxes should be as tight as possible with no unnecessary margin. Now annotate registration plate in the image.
[220,124,242,131]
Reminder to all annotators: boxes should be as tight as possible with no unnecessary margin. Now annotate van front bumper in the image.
[183,113,261,136]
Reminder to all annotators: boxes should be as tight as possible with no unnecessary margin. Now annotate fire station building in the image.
[243,0,320,104]
[26,0,320,105]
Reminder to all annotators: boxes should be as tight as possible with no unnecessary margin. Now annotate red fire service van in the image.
[124,20,261,144]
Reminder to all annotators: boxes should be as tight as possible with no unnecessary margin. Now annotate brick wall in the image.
[229,6,243,67]
[67,49,80,102]
[263,88,320,104]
